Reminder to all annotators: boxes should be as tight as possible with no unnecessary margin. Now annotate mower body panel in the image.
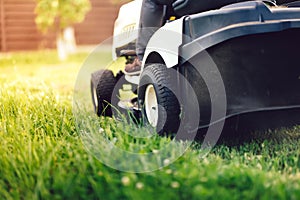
[112,0,142,60]
[142,17,186,69]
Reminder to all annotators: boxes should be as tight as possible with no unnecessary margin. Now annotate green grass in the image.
[0,50,300,199]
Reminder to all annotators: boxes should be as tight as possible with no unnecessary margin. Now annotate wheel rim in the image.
[145,84,158,127]
[92,83,98,108]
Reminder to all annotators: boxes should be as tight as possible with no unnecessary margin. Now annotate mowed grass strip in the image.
[0,50,300,200]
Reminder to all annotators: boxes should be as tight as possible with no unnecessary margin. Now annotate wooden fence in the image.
[0,0,121,52]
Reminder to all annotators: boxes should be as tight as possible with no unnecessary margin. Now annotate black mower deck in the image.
[179,1,300,133]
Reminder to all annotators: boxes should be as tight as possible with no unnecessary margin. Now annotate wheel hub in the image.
[144,84,158,127]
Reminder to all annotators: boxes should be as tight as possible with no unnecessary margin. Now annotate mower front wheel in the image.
[138,64,181,135]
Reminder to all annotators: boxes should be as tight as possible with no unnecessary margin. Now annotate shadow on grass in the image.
[191,125,300,150]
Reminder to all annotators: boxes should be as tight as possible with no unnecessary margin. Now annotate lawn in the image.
[0,49,300,200]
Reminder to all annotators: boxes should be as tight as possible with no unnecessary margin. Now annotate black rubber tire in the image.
[138,64,180,135]
[91,70,116,117]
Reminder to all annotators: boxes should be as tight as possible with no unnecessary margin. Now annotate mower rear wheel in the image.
[91,70,117,117]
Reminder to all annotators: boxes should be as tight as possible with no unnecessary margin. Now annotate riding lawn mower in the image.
[91,0,300,137]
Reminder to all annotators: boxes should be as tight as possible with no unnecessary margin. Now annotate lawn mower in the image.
[91,0,300,137]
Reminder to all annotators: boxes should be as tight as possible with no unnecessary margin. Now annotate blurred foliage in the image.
[34,0,91,33]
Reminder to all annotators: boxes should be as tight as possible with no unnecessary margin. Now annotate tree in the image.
[34,0,91,59]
